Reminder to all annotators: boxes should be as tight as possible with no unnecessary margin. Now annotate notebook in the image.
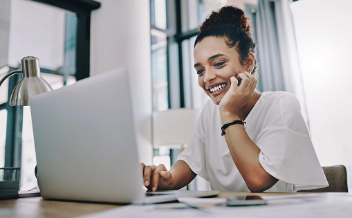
[30,68,219,204]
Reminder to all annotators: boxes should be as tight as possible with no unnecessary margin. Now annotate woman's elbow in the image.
[246,175,278,193]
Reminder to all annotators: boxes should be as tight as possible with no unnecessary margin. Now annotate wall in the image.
[90,0,153,164]
[0,0,10,67]
[291,0,352,190]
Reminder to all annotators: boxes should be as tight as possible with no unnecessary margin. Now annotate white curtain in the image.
[245,0,309,126]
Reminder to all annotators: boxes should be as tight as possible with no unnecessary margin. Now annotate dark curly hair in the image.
[194,6,257,75]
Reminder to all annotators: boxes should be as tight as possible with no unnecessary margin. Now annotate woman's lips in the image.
[208,83,227,97]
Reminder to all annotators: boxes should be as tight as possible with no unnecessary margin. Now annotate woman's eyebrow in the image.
[194,63,201,68]
[194,54,226,68]
[208,53,226,61]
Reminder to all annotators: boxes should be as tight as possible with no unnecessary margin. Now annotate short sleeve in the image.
[257,94,328,189]
[177,110,209,181]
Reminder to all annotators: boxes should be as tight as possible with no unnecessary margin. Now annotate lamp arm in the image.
[0,69,22,86]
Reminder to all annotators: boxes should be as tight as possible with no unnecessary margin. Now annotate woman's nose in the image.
[203,69,216,82]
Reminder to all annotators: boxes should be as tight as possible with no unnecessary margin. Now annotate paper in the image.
[76,193,352,218]
[177,196,226,207]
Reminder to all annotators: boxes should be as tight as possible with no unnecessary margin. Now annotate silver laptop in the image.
[30,68,219,204]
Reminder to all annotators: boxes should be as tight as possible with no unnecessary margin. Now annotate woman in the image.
[141,6,328,192]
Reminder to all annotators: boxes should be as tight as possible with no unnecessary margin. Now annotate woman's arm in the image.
[219,72,277,192]
[141,160,196,191]
[220,116,278,192]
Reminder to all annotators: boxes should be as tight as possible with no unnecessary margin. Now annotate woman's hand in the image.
[219,71,257,116]
[140,163,175,191]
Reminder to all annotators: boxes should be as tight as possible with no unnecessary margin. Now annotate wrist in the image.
[167,170,177,190]
[221,120,246,136]
[219,111,241,124]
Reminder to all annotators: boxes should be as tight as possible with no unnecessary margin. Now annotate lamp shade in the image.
[153,108,201,147]
[0,56,53,106]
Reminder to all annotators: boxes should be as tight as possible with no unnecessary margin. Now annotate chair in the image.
[299,165,348,192]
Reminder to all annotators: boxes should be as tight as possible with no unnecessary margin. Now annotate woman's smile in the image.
[207,82,228,97]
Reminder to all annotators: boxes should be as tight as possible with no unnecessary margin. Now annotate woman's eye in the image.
[196,70,204,75]
[214,62,225,67]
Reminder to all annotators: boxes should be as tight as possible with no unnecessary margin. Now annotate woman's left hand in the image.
[219,71,257,116]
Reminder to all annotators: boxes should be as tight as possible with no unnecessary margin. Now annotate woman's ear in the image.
[246,52,255,72]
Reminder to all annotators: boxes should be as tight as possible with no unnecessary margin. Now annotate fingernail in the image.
[152,187,156,192]
[144,181,149,186]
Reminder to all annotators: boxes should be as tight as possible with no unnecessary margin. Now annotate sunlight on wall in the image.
[291,0,352,191]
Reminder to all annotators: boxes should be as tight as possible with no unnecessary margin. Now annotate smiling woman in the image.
[194,37,256,105]
[141,5,329,193]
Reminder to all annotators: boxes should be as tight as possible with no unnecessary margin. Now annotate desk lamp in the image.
[153,108,200,151]
[0,56,53,106]
[0,56,52,197]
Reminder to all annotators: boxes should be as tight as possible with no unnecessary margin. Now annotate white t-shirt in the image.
[177,91,328,192]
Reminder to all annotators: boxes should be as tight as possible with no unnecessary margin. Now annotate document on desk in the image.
[76,193,352,218]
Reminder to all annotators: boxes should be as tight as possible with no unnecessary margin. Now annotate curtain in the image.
[245,0,309,126]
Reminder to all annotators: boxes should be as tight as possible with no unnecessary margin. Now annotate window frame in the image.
[2,0,101,168]
[150,0,203,174]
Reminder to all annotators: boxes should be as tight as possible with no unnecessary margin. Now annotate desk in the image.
[0,192,351,218]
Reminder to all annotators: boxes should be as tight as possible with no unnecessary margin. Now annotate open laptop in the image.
[30,68,219,204]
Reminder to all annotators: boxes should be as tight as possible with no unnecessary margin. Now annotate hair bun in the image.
[200,6,251,34]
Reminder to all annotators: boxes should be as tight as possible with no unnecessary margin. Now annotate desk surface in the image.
[1,192,349,218]
[0,192,296,218]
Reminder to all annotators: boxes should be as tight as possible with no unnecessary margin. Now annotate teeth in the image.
[209,84,226,93]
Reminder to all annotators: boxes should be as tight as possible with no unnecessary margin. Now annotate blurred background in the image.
[0,0,351,192]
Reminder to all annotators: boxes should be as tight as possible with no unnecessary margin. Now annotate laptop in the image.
[30,68,219,204]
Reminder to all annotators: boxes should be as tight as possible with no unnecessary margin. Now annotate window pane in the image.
[201,0,227,18]
[0,110,7,168]
[20,74,76,190]
[153,147,170,170]
[182,0,204,31]
[182,36,208,109]
[63,13,77,77]
[8,0,65,70]
[189,36,208,109]
[7,1,77,78]
[21,107,36,189]
[151,30,168,111]
[182,0,225,31]
[150,0,167,29]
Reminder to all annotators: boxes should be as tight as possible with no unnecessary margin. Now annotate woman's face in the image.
[193,36,249,105]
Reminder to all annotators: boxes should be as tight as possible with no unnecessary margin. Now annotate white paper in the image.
[76,193,352,218]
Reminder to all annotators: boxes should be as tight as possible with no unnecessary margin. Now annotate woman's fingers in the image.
[236,72,250,89]
[244,71,257,92]
[229,76,238,91]
[151,164,167,191]
[141,163,171,191]
[237,72,257,91]
[160,170,172,179]
[142,164,156,188]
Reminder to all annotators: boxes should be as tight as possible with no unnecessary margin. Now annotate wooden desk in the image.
[0,192,298,218]
[0,197,118,218]
[0,192,296,218]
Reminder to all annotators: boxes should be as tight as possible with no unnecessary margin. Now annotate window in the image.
[150,0,171,168]
[0,110,7,168]
[151,29,168,111]
[150,0,225,189]
[0,67,9,168]
[0,0,99,190]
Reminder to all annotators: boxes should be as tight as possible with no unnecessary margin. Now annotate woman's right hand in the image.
[140,163,175,191]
